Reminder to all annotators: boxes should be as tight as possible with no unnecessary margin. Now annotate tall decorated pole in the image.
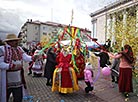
[70,9,74,25]
[69,9,74,49]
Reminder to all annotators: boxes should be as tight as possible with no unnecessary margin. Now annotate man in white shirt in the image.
[0,34,34,102]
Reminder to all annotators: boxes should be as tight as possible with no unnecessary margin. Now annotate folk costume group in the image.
[0,34,87,102]
[0,33,135,102]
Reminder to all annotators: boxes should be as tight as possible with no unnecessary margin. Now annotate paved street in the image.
[9,62,138,102]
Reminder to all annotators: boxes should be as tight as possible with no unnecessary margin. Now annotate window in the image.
[43,32,47,35]
[92,20,97,38]
[43,27,45,30]
[35,38,38,41]
[35,26,37,30]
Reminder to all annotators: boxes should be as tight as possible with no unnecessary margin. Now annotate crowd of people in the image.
[0,33,136,102]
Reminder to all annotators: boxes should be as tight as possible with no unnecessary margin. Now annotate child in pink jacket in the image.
[84,62,94,93]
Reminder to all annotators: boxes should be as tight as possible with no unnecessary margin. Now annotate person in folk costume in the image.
[74,38,85,79]
[74,49,85,79]
[52,46,79,94]
[0,34,36,102]
[32,47,44,77]
[44,47,57,86]
[108,44,134,98]
[84,62,94,93]
[27,45,36,75]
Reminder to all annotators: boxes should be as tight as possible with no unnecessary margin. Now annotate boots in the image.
[28,68,32,75]
[46,79,52,86]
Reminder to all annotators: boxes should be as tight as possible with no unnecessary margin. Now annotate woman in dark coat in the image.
[44,47,57,86]
[94,48,111,68]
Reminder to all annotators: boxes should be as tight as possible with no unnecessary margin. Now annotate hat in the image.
[4,34,21,42]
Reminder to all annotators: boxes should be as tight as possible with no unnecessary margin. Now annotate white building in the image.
[90,0,138,45]
[90,0,138,68]
[19,19,91,48]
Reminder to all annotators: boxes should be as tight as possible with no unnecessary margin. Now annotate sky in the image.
[0,0,116,40]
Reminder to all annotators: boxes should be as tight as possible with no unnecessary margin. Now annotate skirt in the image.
[52,67,79,94]
[119,68,133,93]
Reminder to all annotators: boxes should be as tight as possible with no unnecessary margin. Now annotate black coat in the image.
[44,48,57,79]
[94,52,111,68]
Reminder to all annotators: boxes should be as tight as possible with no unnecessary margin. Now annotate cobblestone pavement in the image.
[23,76,106,102]
[9,62,138,102]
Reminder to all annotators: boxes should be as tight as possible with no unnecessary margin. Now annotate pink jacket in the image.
[84,63,94,86]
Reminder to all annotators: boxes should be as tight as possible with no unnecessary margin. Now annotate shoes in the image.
[59,92,66,95]
[85,87,89,93]
[124,92,129,98]
[28,72,32,75]
[112,79,115,82]
[85,86,94,93]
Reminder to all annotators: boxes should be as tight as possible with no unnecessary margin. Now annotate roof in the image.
[23,20,91,33]
[90,0,132,17]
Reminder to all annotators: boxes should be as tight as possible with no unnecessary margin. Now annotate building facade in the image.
[19,19,91,48]
[90,0,138,67]
[90,0,138,45]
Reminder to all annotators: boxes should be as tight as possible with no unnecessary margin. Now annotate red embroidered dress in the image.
[52,53,79,93]
[75,53,85,79]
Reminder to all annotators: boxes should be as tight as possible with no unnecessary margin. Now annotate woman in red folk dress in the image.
[52,47,79,94]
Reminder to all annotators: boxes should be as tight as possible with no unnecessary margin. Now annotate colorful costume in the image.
[52,52,79,94]
[32,50,43,77]
[84,62,94,93]
[75,52,85,79]
[73,38,85,79]
[0,45,32,102]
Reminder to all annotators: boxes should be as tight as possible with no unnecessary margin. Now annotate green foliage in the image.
[108,13,138,66]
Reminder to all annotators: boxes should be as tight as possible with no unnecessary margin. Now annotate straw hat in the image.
[4,34,21,42]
